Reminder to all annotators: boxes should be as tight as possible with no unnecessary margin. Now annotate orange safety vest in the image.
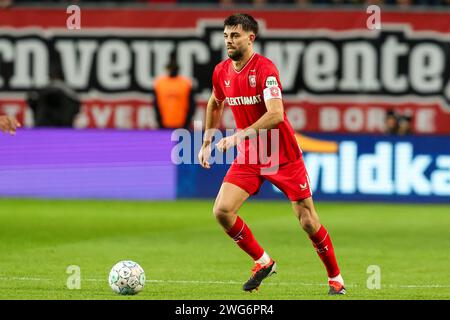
[154,75,192,128]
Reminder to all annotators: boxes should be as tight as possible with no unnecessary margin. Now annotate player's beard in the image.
[227,48,244,61]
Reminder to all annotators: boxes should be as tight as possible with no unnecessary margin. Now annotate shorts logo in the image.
[265,76,278,87]
[249,75,256,88]
[300,182,308,190]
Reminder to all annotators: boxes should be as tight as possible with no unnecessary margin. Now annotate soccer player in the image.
[0,116,20,135]
[198,13,346,295]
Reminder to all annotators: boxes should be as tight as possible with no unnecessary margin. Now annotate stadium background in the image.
[0,1,449,300]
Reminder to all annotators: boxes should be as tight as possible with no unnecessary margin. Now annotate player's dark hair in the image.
[224,13,258,37]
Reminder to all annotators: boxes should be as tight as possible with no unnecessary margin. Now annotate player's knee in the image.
[294,202,320,233]
[213,202,234,220]
[300,215,318,234]
[213,204,236,229]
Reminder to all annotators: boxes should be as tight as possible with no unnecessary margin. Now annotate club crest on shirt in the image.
[249,75,256,88]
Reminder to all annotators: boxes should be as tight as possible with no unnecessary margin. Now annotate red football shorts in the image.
[223,157,312,201]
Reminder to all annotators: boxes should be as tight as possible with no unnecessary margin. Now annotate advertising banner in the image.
[1,8,450,133]
[0,129,176,199]
[0,128,448,202]
[177,134,450,203]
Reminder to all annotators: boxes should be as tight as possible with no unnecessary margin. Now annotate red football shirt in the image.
[212,53,301,166]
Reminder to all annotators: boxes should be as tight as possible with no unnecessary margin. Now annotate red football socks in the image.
[226,216,264,261]
[309,225,341,278]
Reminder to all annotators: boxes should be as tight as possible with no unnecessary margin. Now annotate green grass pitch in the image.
[0,199,449,300]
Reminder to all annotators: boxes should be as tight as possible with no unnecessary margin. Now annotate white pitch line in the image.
[144,279,333,287]
[386,284,450,288]
[0,277,53,281]
[84,278,337,287]
[1,276,450,289]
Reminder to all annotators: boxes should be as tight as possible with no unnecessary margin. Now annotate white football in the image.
[108,260,145,295]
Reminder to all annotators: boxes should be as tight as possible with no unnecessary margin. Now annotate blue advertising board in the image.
[177,134,450,203]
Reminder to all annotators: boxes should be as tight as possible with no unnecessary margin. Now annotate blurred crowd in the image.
[384,110,413,136]
[1,0,449,7]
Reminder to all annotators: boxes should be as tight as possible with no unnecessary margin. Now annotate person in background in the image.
[0,116,20,135]
[26,65,80,128]
[397,114,413,135]
[153,54,196,129]
[384,109,399,135]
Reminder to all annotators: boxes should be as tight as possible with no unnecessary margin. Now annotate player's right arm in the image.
[198,93,224,169]
[0,116,21,135]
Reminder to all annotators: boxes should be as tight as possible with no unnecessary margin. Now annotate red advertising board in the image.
[1,8,450,133]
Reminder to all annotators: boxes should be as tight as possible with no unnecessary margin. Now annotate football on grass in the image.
[108,260,145,295]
